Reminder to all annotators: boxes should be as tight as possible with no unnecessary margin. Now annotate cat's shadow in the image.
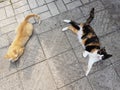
[9,59,21,71]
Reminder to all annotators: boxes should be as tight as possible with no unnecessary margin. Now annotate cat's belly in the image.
[77,30,85,48]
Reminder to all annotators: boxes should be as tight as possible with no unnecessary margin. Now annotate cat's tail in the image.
[24,14,40,22]
[85,8,94,24]
[63,20,80,30]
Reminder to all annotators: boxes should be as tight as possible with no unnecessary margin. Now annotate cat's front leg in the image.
[83,51,89,58]
[86,58,96,76]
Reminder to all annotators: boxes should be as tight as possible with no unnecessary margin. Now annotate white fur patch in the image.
[77,25,85,48]
[64,20,71,23]
[86,57,95,76]
[9,58,12,61]
[85,51,103,76]
[62,27,68,31]
[83,51,89,58]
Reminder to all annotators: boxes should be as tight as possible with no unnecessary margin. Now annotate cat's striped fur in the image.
[62,8,112,76]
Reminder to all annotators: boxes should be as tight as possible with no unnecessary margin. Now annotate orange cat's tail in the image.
[24,14,40,21]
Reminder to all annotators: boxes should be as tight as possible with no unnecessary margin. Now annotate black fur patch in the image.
[82,25,95,39]
[69,21,80,30]
[85,8,94,24]
[102,54,112,60]
[85,45,100,52]
[85,36,99,46]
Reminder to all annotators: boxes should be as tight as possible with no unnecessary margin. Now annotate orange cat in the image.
[4,14,40,62]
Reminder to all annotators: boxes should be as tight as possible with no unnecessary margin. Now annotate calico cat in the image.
[4,14,40,62]
[62,8,112,76]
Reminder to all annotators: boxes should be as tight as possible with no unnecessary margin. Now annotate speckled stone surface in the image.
[0,0,120,90]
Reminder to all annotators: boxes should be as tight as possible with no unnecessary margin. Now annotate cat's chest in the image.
[77,29,84,47]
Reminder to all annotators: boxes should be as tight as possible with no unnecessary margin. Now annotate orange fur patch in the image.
[4,14,40,62]
[68,25,78,34]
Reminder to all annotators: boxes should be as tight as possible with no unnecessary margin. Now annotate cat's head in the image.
[4,47,24,62]
[97,47,112,60]
[4,50,18,61]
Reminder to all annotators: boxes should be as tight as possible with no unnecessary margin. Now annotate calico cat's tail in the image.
[63,20,80,30]
[85,8,94,24]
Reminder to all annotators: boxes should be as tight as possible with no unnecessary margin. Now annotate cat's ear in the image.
[106,54,112,58]
[98,47,106,54]
[101,47,106,51]
[102,54,112,60]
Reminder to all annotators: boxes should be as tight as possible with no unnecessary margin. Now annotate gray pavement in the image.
[0,0,120,90]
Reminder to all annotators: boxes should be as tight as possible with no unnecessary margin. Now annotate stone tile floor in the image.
[0,0,120,90]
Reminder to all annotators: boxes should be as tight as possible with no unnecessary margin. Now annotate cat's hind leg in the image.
[62,27,69,31]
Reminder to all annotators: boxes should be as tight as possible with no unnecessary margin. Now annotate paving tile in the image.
[74,46,111,75]
[100,31,120,63]
[19,61,57,90]
[48,50,84,88]
[90,0,95,1]
[90,10,117,37]
[68,7,83,20]
[11,0,20,3]
[0,29,2,36]
[113,60,120,77]
[32,5,48,14]
[34,16,60,33]
[38,28,71,58]
[81,0,89,4]
[34,14,60,34]
[66,0,82,10]
[1,23,18,34]
[16,13,25,23]
[101,0,120,9]
[0,8,6,20]
[39,11,51,20]
[0,17,16,27]
[80,0,104,16]
[48,2,59,16]
[55,0,67,13]
[28,0,38,9]
[7,31,16,43]
[0,0,10,8]
[0,34,9,48]
[5,5,14,17]
[63,0,71,4]
[102,0,120,26]
[44,0,54,3]
[34,8,83,34]
[15,4,30,14]
[88,65,120,90]
[59,77,92,90]
[13,0,27,9]
[0,73,23,90]
[15,35,45,69]
[36,0,45,6]
[0,48,17,79]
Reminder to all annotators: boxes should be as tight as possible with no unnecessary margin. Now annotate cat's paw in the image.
[62,27,68,31]
[83,51,89,58]
[85,71,89,76]
[64,20,71,23]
